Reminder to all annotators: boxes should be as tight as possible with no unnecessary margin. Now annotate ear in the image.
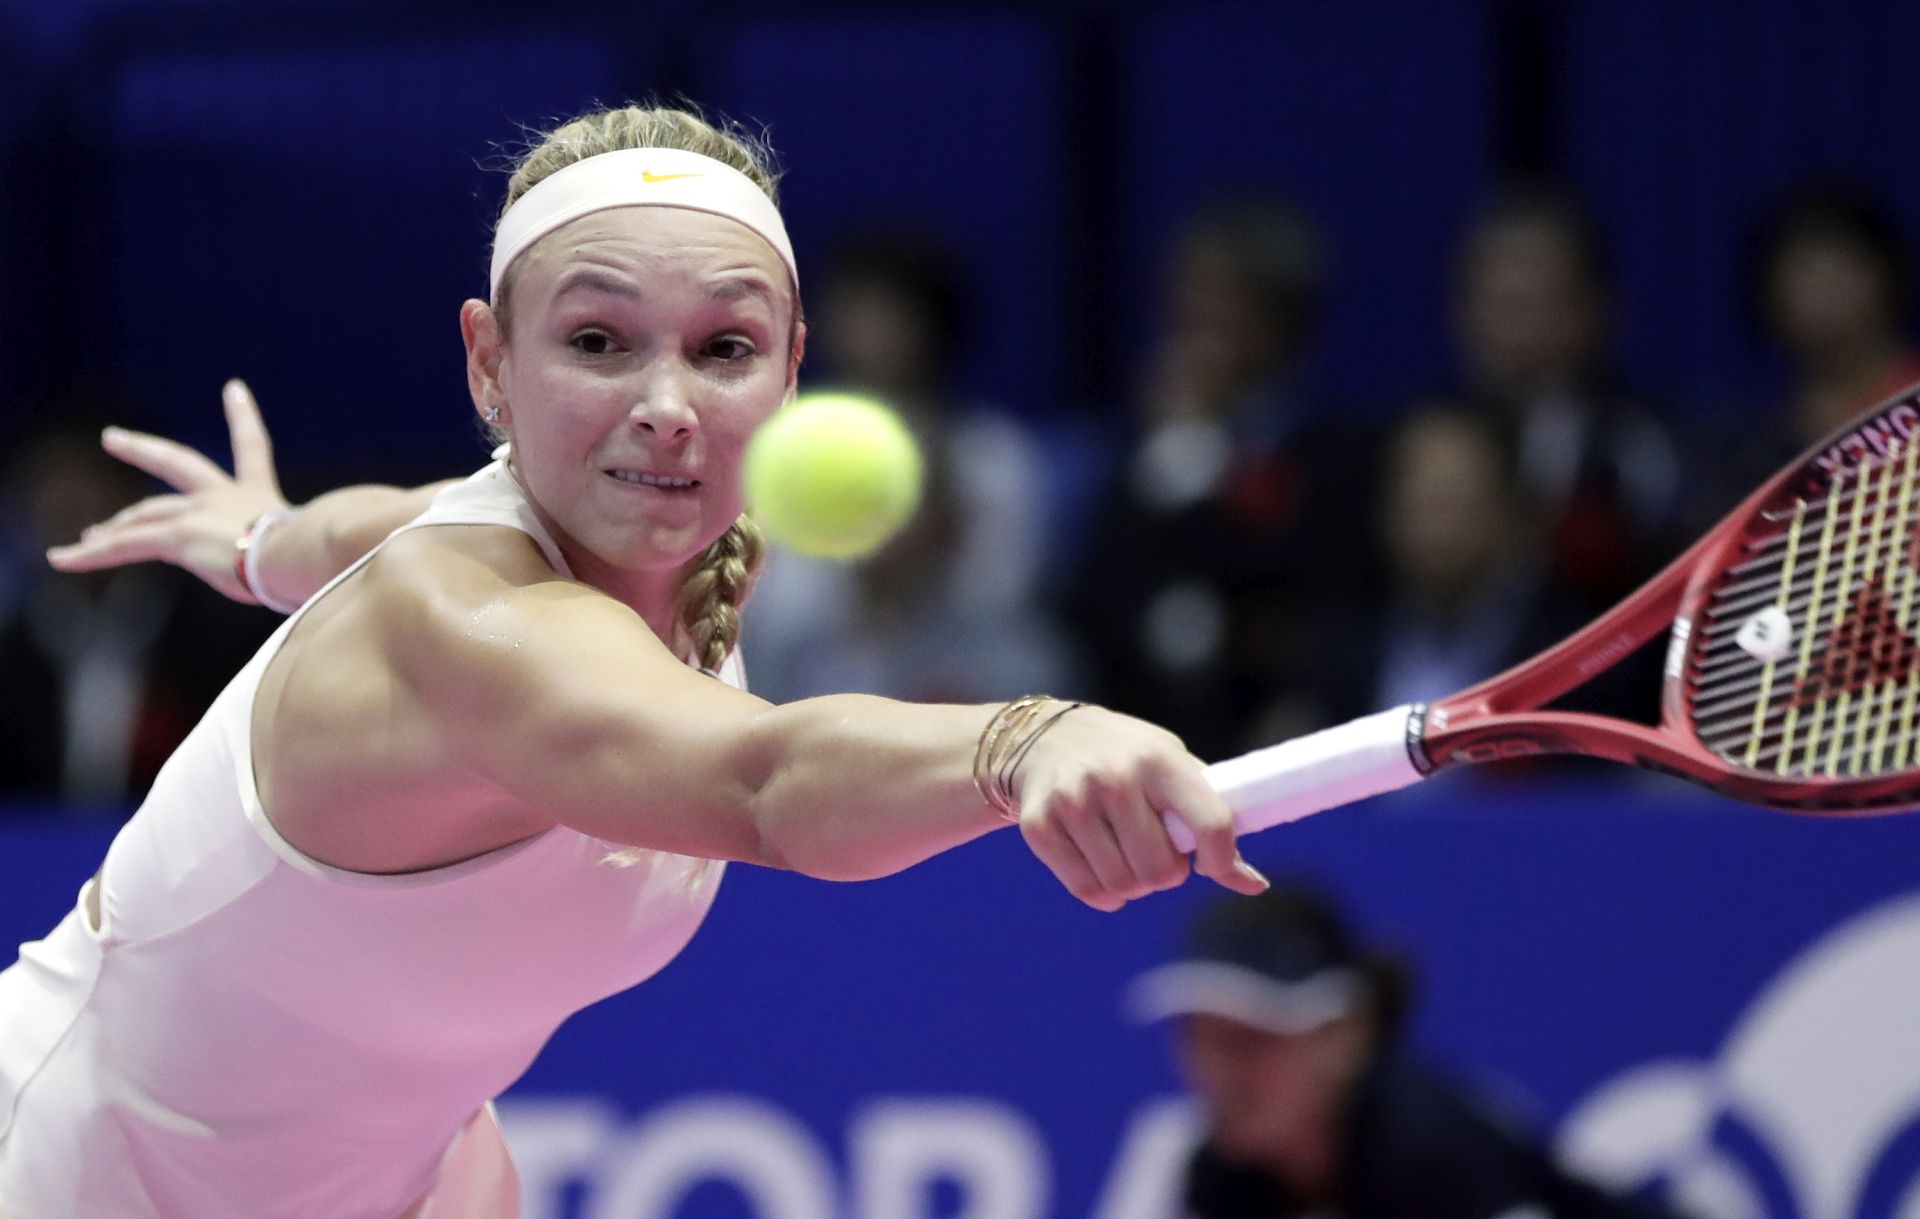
[461,299,508,425]
[784,320,808,403]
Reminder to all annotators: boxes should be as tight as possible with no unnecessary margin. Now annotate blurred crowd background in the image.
[6,0,1920,811]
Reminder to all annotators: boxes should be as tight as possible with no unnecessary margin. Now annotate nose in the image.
[629,364,699,441]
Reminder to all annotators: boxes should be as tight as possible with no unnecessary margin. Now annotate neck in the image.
[566,551,686,645]
[507,464,690,652]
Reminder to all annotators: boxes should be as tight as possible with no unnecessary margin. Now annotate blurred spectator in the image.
[741,230,1076,702]
[1128,883,1689,1219]
[1752,186,1920,448]
[0,403,270,808]
[1274,404,1644,733]
[1068,196,1367,760]
[1689,186,1920,529]
[1346,405,1550,714]
[1454,184,1684,607]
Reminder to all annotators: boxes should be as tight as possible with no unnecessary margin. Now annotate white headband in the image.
[488,147,798,299]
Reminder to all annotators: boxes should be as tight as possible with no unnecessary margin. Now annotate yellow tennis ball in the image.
[745,392,924,559]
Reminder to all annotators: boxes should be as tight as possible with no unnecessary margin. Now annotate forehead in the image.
[513,206,794,306]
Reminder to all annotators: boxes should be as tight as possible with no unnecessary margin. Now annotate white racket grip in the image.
[1165,704,1428,853]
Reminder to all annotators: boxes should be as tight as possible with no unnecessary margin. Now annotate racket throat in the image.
[1405,702,1438,775]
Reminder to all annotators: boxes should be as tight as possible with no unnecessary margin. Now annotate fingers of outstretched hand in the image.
[100,426,229,493]
[47,521,194,574]
[1153,761,1268,896]
[223,380,280,492]
[100,494,190,530]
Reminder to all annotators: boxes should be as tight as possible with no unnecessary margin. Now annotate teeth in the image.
[610,471,695,488]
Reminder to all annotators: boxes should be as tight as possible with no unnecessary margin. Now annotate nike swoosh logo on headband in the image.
[641,170,703,183]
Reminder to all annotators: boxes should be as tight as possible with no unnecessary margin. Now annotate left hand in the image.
[46,379,289,604]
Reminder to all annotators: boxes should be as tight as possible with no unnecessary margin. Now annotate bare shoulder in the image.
[256,524,653,872]
[358,525,663,701]
[367,522,575,611]
[291,524,579,693]
[342,522,742,786]
[263,520,772,868]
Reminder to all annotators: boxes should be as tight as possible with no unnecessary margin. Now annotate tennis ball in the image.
[745,392,924,559]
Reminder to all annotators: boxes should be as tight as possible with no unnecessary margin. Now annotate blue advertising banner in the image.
[5,778,1917,1218]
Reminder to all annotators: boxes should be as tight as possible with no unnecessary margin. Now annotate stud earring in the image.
[483,403,503,424]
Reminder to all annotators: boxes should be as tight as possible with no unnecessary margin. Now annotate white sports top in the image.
[0,459,733,1218]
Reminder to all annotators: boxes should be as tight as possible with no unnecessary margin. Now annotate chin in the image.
[663,525,734,566]
[612,529,723,574]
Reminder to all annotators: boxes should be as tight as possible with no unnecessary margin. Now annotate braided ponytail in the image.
[676,514,767,672]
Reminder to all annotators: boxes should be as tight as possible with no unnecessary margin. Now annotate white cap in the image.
[1125,963,1363,1036]
[488,147,798,299]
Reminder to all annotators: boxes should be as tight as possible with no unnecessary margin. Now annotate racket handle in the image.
[1165,704,1427,853]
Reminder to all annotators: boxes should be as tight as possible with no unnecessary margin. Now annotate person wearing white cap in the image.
[6,103,1267,1219]
[1129,885,1687,1219]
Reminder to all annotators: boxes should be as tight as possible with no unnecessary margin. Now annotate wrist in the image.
[234,506,300,614]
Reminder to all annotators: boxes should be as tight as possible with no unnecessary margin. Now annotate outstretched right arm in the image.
[371,531,1267,911]
[45,380,454,609]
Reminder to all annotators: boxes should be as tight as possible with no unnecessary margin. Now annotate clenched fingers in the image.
[1063,770,1161,900]
[1019,815,1124,912]
[1150,754,1269,897]
[1104,765,1191,894]
[1023,768,1190,908]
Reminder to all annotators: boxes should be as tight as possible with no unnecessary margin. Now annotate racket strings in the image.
[1696,512,1920,669]
[1709,449,1920,623]
[1690,615,1918,718]
[1725,469,1920,574]
[1703,509,1920,627]
[1689,442,1920,776]
[1699,509,1917,670]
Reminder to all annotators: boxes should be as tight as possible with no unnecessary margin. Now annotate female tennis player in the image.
[3,104,1266,1219]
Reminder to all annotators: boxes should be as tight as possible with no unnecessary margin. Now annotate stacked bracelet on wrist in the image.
[972,694,1087,823]
[234,507,300,615]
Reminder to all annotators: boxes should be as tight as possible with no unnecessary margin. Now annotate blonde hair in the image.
[495,104,788,671]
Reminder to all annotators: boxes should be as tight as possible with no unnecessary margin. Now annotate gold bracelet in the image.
[973,695,1052,821]
[996,700,1086,815]
[973,696,1088,823]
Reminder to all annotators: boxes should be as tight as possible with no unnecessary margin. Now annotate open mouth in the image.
[606,469,700,491]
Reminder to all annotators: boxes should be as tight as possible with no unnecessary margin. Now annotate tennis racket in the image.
[1169,379,1920,851]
